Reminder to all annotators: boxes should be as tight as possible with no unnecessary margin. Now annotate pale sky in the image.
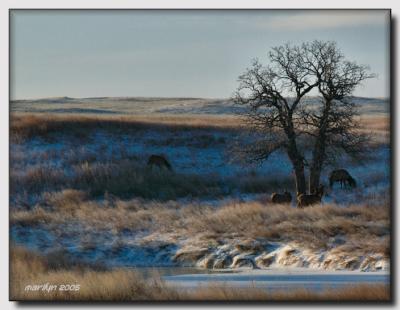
[10,10,390,100]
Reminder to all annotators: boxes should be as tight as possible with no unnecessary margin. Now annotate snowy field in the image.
[10,96,390,205]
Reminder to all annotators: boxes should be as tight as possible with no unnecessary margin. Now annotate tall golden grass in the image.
[10,113,388,142]
[10,246,176,301]
[10,191,390,256]
[10,113,241,143]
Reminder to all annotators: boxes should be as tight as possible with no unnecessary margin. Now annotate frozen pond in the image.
[162,268,390,292]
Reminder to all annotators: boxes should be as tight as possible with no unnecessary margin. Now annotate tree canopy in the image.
[234,40,374,196]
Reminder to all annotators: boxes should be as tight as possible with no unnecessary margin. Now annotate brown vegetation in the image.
[10,113,240,143]
[10,246,176,301]
[10,113,388,142]
[10,190,390,255]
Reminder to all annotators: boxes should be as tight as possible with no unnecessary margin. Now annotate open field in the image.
[9,96,391,300]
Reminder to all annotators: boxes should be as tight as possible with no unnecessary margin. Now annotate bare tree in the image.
[298,41,375,193]
[234,44,319,194]
[234,40,374,197]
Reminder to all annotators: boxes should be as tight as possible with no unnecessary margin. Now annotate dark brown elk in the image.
[147,154,172,171]
[329,169,357,189]
[297,185,324,208]
[271,191,292,204]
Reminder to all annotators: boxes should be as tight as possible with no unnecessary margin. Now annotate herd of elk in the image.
[146,156,354,209]
[271,185,324,208]
[269,169,355,208]
[329,169,357,189]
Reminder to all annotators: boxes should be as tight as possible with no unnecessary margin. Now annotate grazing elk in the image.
[297,185,324,208]
[271,191,292,204]
[329,169,357,189]
[147,154,173,171]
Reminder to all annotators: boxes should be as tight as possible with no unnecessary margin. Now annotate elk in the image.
[329,169,357,189]
[147,154,172,171]
[271,191,292,204]
[297,185,324,208]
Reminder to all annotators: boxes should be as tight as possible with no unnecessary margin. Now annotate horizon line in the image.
[10,95,390,102]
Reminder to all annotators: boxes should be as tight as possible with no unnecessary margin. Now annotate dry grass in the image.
[176,283,390,301]
[358,116,390,144]
[10,246,176,301]
[11,113,388,142]
[359,115,390,132]
[10,192,390,255]
[180,200,390,254]
[10,113,241,142]
[11,246,390,301]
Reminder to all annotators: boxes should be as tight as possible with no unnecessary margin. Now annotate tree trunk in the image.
[286,133,307,195]
[294,162,307,195]
[309,137,325,193]
[309,99,330,193]
[309,164,322,194]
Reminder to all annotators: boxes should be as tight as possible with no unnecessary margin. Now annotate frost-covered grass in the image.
[11,194,390,261]
[10,113,389,201]
[10,157,295,203]
[10,114,299,203]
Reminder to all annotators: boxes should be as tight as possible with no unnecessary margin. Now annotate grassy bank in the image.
[10,246,390,301]
[11,193,390,256]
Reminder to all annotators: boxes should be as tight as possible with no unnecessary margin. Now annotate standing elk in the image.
[329,169,357,189]
[147,154,173,171]
[297,185,324,208]
[271,191,292,204]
